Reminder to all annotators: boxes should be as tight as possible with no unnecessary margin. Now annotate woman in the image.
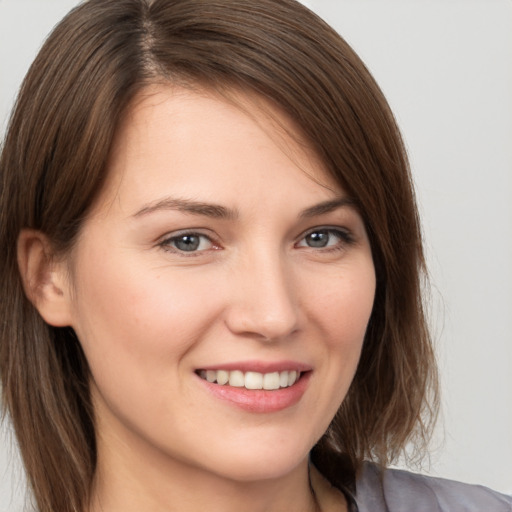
[0,1,510,511]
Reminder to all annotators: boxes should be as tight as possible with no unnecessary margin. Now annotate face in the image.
[62,86,375,484]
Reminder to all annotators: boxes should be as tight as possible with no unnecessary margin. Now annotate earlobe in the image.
[17,229,74,327]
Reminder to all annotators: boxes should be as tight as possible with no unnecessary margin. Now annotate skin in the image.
[22,86,376,511]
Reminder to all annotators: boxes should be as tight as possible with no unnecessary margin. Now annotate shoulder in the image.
[354,462,512,512]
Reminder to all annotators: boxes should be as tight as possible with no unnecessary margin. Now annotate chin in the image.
[194,437,313,483]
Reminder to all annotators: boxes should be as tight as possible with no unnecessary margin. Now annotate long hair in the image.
[0,1,438,510]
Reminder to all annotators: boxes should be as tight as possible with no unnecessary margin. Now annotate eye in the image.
[160,232,215,253]
[296,228,352,250]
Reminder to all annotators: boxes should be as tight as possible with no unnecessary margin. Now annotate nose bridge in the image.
[225,245,299,340]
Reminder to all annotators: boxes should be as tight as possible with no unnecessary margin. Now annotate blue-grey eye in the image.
[297,228,350,249]
[174,235,201,252]
[305,230,331,248]
[163,233,213,253]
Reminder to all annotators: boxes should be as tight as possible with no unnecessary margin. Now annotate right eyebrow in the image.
[132,196,239,220]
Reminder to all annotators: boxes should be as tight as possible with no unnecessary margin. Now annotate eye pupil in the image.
[306,230,329,248]
[175,235,200,252]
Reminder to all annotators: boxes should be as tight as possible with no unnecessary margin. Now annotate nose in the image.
[224,250,300,342]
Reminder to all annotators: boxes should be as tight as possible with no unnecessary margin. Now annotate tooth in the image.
[229,370,245,387]
[263,372,280,390]
[217,370,229,385]
[202,368,301,389]
[245,372,263,390]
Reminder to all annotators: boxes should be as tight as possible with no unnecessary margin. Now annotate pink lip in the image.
[198,360,312,373]
[196,368,312,414]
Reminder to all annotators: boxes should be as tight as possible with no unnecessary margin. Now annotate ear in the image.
[17,229,74,327]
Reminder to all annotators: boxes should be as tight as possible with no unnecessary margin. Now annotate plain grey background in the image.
[1,1,511,510]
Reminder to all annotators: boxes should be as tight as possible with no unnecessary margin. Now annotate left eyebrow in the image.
[299,197,357,218]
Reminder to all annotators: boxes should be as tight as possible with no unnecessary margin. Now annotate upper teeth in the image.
[199,370,300,390]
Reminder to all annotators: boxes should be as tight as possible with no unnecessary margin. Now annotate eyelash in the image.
[296,227,355,253]
[158,227,355,256]
[158,230,218,256]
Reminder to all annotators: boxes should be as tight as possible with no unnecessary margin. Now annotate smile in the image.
[197,369,301,390]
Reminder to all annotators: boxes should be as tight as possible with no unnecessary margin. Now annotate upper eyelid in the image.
[159,228,216,242]
[296,225,352,240]
[158,225,348,237]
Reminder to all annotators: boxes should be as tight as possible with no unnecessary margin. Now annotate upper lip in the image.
[197,360,312,373]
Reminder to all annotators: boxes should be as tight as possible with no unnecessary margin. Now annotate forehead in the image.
[95,84,342,216]
[114,85,326,166]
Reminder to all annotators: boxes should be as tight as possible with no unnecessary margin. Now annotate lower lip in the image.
[198,372,311,413]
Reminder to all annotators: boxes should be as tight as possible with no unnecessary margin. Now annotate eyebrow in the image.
[299,197,357,218]
[133,197,239,220]
[132,196,356,220]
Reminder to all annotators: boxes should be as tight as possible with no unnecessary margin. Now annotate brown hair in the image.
[0,0,438,510]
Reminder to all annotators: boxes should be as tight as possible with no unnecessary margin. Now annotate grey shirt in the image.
[353,463,512,512]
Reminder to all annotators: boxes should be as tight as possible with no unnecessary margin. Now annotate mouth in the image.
[196,369,302,391]
[195,362,312,412]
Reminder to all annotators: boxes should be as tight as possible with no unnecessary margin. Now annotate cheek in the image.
[311,261,376,344]
[68,247,220,378]
[67,251,228,435]
[310,261,375,393]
